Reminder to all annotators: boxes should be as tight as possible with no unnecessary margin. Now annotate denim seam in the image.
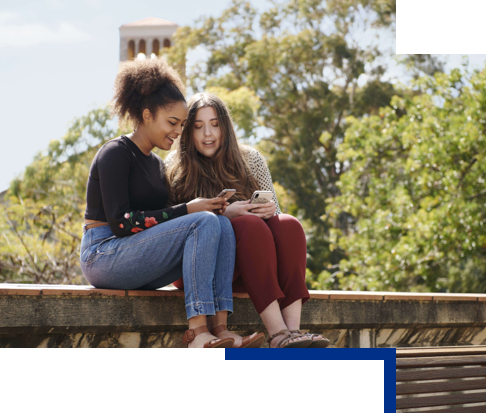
[189,223,200,305]
[213,297,233,314]
[211,277,217,311]
[185,301,216,317]
[81,250,104,265]
[95,235,117,254]
[185,300,218,305]
[214,298,233,308]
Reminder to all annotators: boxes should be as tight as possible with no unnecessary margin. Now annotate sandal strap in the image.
[240,332,265,348]
[289,329,307,335]
[210,325,228,336]
[291,330,328,341]
[182,325,210,345]
[266,329,290,344]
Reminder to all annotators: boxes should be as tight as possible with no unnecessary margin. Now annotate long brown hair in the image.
[168,93,259,203]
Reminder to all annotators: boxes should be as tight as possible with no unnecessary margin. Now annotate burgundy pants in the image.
[173,213,310,314]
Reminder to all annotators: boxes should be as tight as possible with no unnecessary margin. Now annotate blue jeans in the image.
[80,212,235,319]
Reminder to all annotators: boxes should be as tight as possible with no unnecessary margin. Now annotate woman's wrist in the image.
[223,204,240,220]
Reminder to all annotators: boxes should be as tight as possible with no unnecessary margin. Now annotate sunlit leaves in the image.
[1,107,120,284]
[330,68,486,292]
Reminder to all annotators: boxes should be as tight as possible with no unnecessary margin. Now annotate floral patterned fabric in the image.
[118,210,173,234]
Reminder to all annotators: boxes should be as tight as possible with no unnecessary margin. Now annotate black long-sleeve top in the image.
[84,136,187,237]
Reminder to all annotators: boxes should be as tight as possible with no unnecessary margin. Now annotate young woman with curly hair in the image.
[80,59,252,348]
[166,93,330,348]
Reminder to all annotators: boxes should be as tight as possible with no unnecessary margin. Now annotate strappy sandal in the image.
[290,329,330,348]
[267,329,312,348]
[211,325,265,348]
[183,325,235,348]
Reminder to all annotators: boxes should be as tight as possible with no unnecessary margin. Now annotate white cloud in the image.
[45,0,65,10]
[0,11,18,24]
[85,0,103,9]
[0,21,91,48]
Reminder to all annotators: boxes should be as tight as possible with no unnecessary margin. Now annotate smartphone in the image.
[250,190,273,205]
[217,189,236,200]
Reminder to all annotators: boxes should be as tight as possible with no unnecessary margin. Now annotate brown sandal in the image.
[267,329,312,348]
[183,325,235,348]
[290,330,330,348]
[211,325,265,348]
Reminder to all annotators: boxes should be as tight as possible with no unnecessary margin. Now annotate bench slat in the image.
[397,366,486,382]
[397,378,486,395]
[400,404,486,413]
[397,347,486,358]
[397,355,486,368]
[396,390,486,409]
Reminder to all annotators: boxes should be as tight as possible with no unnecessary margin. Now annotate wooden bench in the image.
[396,346,486,411]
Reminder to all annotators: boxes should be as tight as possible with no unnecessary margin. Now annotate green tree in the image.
[165,0,407,281]
[0,107,122,283]
[328,68,486,292]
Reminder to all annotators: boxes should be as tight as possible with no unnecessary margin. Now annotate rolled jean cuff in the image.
[185,301,216,320]
[214,297,233,316]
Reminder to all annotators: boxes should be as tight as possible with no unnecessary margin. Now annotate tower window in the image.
[152,39,160,56]
[139,39,146,55]
[163,38,171,48]
[128,40,135,60]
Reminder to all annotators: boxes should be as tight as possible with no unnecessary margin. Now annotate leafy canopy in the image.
[164,0,402,281]
[329,68,486,292]
[1,108,122,284]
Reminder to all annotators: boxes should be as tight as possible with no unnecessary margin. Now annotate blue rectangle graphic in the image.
[226,348,396,412]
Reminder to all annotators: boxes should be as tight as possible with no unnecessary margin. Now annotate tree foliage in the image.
[328,68,486,292]
[1,107,121,283]
[4,0,467,291]
[165,0,401,279]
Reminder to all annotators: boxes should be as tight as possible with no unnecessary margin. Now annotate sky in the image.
[0,0,243,192]
[1,0,486,192]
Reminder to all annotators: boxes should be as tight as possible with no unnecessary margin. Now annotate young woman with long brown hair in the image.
[167,93,330,348]
[80,59,238,348]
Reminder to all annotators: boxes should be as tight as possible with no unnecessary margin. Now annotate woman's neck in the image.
[130,127,154,156]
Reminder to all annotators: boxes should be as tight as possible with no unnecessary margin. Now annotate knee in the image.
[231,215,272,243]
[231,214,267,232]
[193,211,220,226]
[217,215,234,235]
[192,211,220,237]
[279,214,304,233]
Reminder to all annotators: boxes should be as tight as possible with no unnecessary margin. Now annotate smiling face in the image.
[192,106,222,159]
[146,100,188,151]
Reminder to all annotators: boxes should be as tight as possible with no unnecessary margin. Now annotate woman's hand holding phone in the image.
[249,200,276,219]
[187,197,227,214]
[223,200,276,220]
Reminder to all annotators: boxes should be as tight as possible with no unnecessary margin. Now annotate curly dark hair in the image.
[111,57,185,128]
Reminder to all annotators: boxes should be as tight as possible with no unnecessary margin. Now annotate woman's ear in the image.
[142,108,153,124]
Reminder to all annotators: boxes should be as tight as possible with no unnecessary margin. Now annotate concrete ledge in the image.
[3,284,486,301]
[2,284,486,348]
